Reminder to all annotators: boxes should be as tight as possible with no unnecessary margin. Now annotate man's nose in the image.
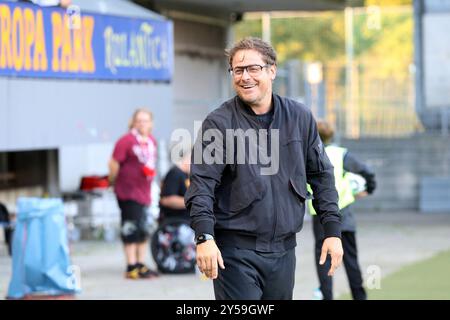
[241,68,251,80]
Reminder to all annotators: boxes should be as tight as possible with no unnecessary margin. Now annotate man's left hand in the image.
[319,237,344,276]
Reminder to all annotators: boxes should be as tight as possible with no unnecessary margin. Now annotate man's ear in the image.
[271,65,277,80]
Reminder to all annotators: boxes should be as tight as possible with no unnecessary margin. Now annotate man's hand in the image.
[355,191,368,199]
[319,237,343,276]
[60,0,72,8]
[196,240,225,279]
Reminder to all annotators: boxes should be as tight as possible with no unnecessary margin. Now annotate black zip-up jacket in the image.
[185,94,340,252]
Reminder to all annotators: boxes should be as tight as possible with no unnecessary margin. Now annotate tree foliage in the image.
[234,4,413,75]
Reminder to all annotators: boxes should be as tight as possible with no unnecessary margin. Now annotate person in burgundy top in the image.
[108,108,158,279]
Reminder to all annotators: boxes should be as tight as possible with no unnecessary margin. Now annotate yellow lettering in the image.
[33,10,47,71]
[60,15,72,72]
[0,6,101,75]
[82,16,95,73]
[72,24,83,72]
[51,12,62,71]
[0,5,13,69]
[23,8,34,70]
[12,8,24,71]
[64,15,79,72]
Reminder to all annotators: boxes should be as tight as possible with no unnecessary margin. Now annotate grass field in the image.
[339,249,450,300]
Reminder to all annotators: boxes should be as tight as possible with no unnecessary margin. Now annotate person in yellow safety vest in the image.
[308,119,376,300]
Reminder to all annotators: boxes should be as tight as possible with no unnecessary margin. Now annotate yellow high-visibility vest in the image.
[308,145,355,215]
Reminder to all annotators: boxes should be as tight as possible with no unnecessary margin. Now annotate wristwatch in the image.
[195,233,214,245]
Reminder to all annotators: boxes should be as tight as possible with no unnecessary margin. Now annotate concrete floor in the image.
[1,211,450,300]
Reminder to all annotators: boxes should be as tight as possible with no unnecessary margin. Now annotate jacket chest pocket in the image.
[283,137,306,178]
[216,178,267,214]
[229,179,267,213]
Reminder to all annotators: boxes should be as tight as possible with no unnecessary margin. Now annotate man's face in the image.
[231,49,276,109]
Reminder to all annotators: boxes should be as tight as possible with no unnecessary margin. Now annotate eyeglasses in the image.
[228,64,271,78]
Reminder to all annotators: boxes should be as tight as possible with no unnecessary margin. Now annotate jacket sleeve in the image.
[305,114,341,238]
[184,116,227,238]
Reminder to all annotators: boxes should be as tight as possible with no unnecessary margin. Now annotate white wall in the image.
[424,13,450,109]
[171,18,231,136]
[59,143,114,192]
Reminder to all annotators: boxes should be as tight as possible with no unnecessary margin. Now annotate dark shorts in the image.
[117,199,149,244]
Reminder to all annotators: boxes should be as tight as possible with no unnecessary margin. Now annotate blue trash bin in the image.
[7,198,81,299]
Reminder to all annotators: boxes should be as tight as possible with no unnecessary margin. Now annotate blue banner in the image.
[0,2,173,81]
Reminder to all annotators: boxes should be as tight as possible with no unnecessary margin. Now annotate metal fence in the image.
[275,59,421,138]
[239,6,421,138]
[323,60,421,138]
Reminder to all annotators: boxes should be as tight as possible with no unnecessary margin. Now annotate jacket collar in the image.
[234,94,281,129]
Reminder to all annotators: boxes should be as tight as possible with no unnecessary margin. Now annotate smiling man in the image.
[185,37,343,300]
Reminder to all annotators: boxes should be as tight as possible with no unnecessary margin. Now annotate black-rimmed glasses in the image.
[228,64,271,77]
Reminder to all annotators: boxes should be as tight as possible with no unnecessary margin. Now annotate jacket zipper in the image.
[271,180,278,242]
[267,123,278,243]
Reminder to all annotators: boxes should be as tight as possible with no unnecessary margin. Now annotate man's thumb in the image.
[319,247,327,265]
[218,250,225,269]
